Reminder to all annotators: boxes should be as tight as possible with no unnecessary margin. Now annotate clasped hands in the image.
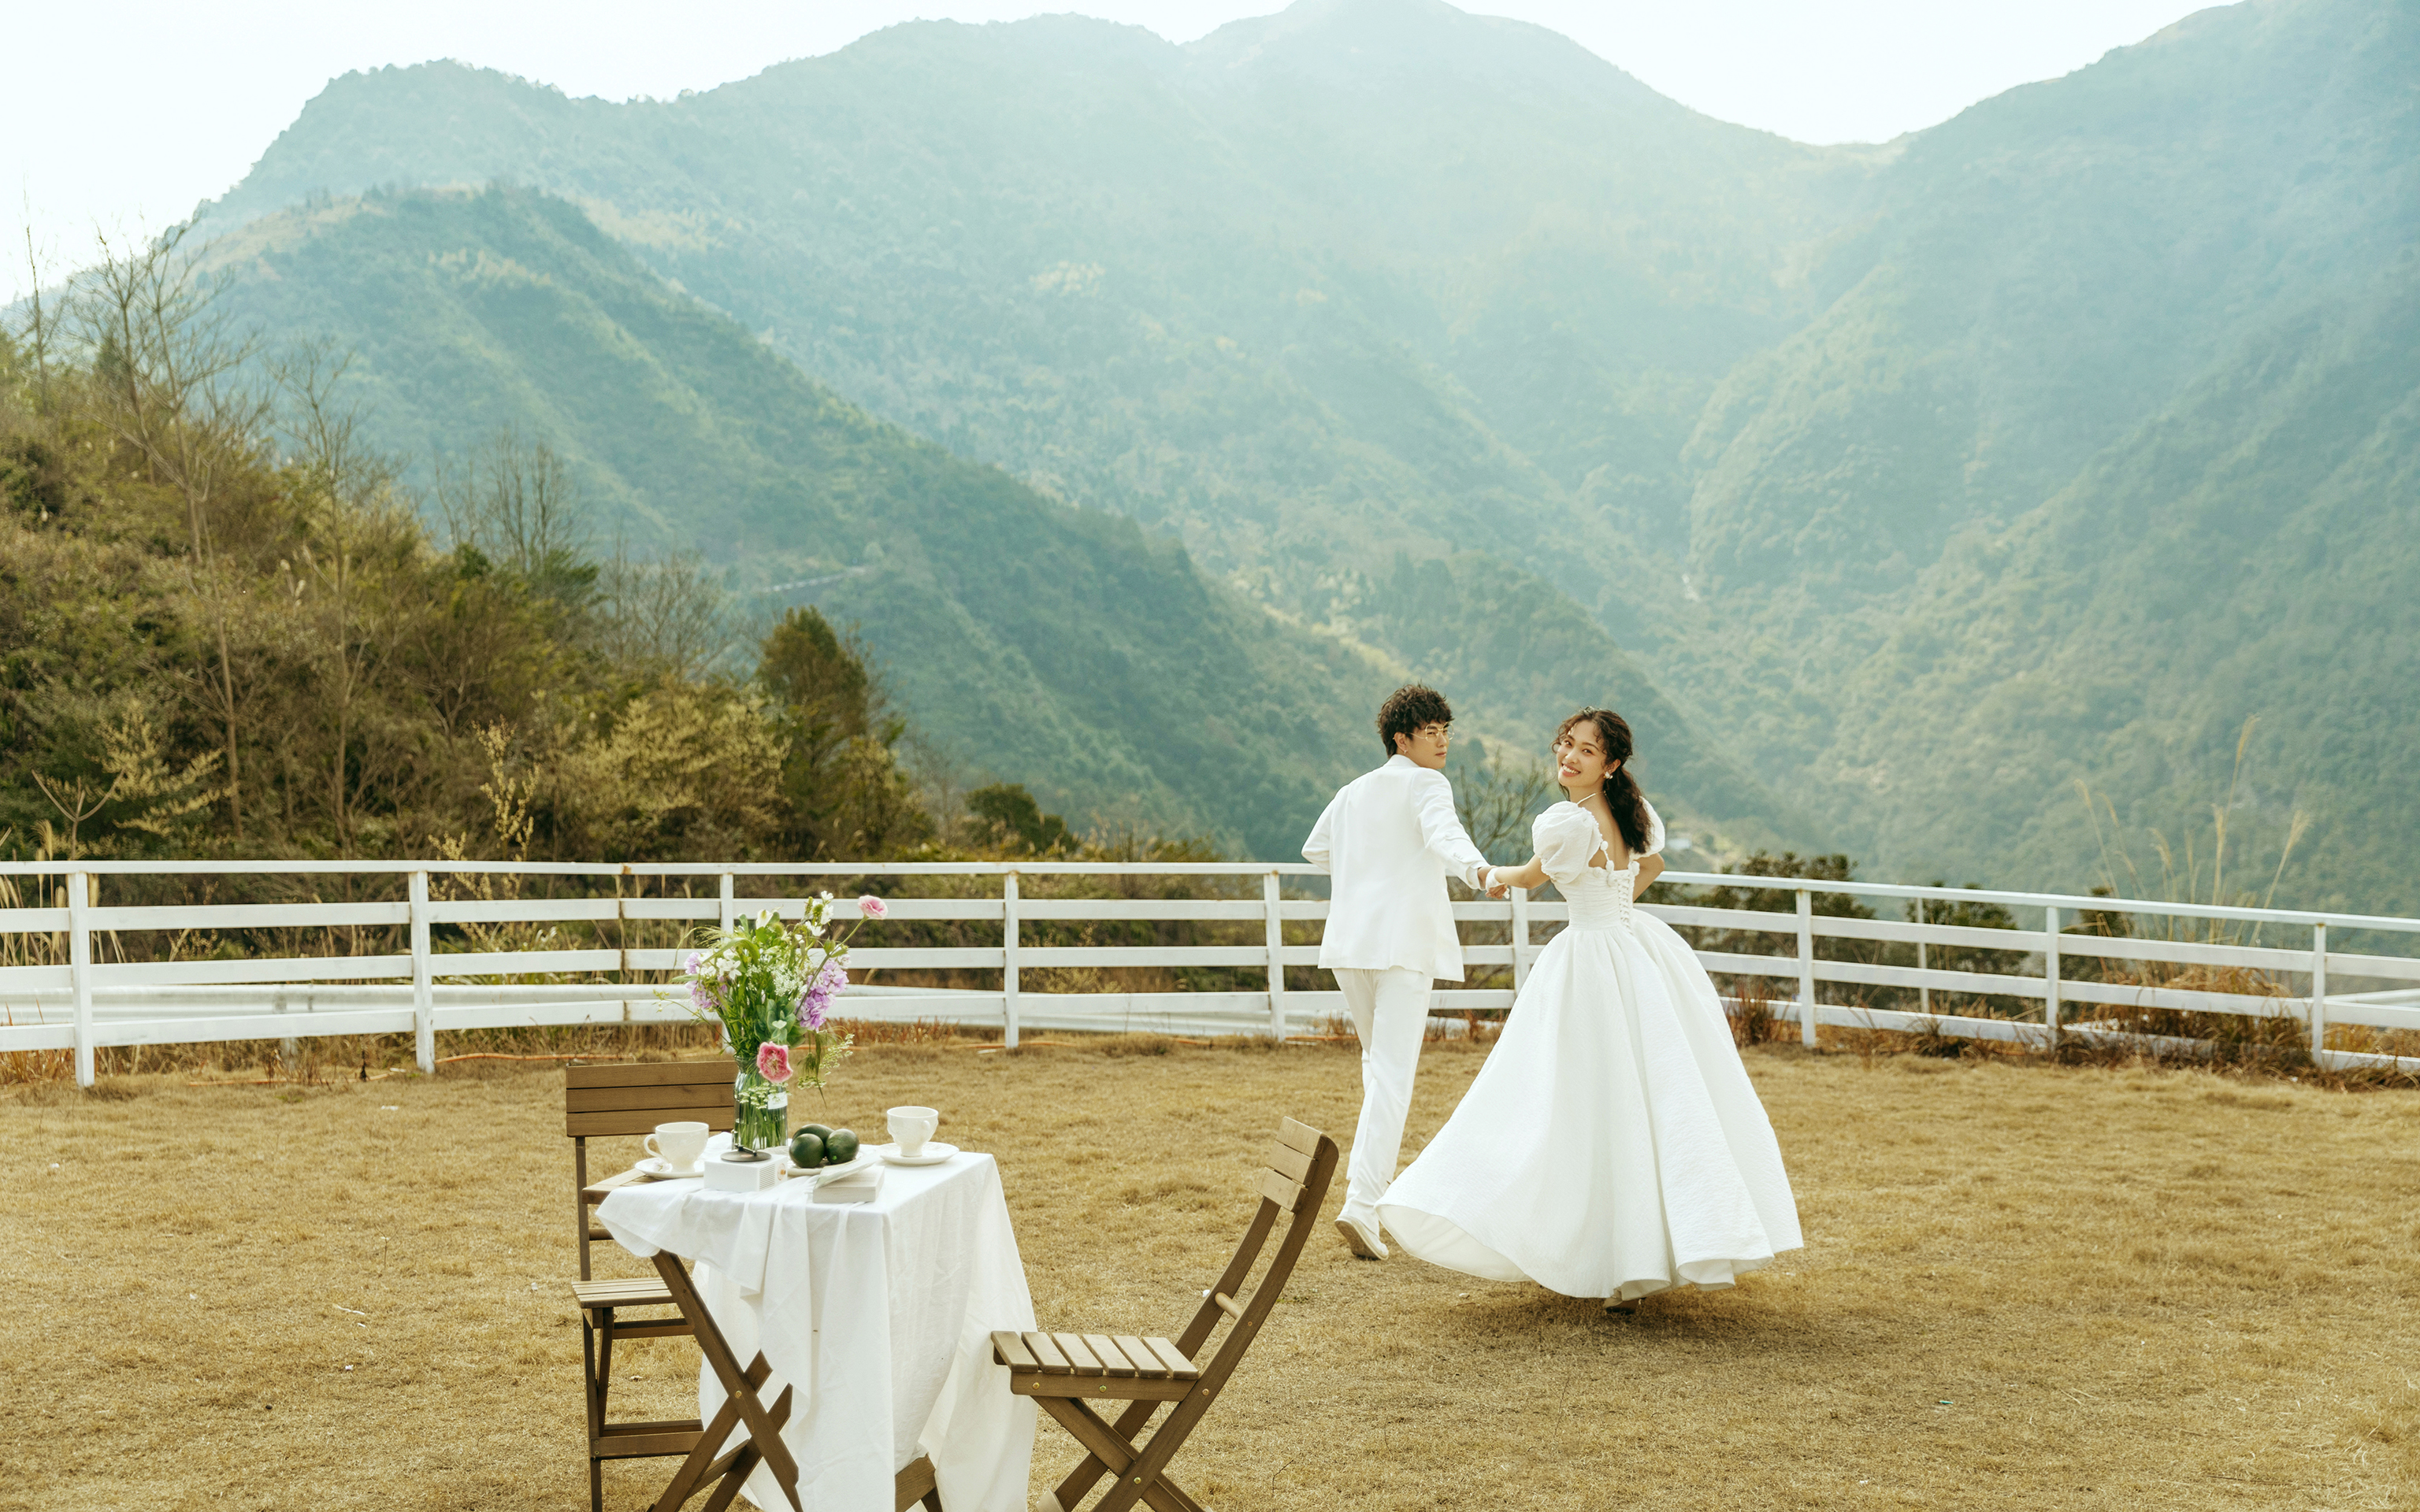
[1478,866,1512,900]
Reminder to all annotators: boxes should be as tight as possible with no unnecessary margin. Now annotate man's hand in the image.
[1479,867,1511,900]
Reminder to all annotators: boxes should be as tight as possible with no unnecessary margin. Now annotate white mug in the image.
[645,1121,710,1173]
[887,1106,940,1158]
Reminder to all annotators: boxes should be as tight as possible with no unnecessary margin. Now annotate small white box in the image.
[703,1153,785,1192]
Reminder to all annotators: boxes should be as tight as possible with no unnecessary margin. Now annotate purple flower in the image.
[755,1042,792,1084]
[797,959,847,1030]
[857,894,888,921]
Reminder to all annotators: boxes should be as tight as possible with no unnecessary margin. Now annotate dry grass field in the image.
[4,1040,2418,1511]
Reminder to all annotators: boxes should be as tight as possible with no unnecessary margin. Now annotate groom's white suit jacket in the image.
[1301,754,1490,983]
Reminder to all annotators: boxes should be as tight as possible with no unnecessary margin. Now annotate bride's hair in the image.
[1554,709,1653,856]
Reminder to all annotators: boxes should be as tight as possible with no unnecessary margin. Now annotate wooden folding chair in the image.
[994,1115,1340,1512]
[644,1247,944,1512]
[566,1058,736,1512]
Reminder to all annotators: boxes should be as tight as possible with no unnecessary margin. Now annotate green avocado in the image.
[788,1131,826,1169]
[800,1123,833,1143]
[823,1128,860,1165]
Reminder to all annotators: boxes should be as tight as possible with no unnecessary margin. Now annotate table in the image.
[598,1149,1037,1512]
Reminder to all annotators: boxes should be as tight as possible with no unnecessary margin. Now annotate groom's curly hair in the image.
[1377,684,1453,760]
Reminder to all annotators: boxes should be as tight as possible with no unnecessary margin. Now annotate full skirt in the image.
[1377,914,1803,1301]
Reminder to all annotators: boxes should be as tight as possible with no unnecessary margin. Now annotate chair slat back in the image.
[1173,1117,1339,1376]
[565,1058,737,1136]
[567,1058,737,1281]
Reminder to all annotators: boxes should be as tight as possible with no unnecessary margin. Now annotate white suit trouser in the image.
[1334,966,1434,1228]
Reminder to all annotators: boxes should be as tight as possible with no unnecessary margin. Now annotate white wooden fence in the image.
[4,860,2417,1088]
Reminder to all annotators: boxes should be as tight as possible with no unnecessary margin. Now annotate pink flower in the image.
[755,1042,792,1084]
[857,895,888,920]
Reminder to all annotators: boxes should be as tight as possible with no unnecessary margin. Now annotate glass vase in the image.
[733,1067,790,1154]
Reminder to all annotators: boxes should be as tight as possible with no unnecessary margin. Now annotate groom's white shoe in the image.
[1335,1213,1388,1260]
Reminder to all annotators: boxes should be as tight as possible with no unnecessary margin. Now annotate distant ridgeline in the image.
[193,0,2418,906]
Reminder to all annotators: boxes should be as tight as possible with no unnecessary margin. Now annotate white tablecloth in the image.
[598,1151,1036,1512]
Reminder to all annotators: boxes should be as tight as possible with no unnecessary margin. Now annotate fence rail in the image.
[3,860,2416,1087]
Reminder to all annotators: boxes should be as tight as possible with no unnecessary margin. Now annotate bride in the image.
[1377,708,1802,1310]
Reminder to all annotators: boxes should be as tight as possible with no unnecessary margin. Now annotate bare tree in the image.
[1455,741,1554,862]
[280,339,409,847]
[16,220,61,402]
[72,224,274,835]
[592,548,734,680]
[432,424,592,597]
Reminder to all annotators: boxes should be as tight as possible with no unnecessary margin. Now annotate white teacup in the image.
[645,1121,710,1173]
[887,1106,940,1158]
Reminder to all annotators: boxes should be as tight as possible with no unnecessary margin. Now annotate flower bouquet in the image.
[675,893,888,1154]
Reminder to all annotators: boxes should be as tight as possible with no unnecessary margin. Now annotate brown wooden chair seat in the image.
[565,1058,736,1512]
[997,1116,1339,1512]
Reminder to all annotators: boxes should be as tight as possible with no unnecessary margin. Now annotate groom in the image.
[1302,684,1498,1260]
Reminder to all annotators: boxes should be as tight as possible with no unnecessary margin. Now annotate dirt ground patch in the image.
[4,1043,2417,1510]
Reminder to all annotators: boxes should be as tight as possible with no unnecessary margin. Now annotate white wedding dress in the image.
[1378,802,1803,1302]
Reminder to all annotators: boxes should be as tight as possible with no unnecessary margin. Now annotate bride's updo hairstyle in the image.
[1553,708,1654,857]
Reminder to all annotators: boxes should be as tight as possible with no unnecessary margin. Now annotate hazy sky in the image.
[6,0,2203,302]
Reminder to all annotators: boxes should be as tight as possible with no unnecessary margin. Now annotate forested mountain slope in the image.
[204,187,1783,856]
[193,0,2420,907]
[1645,0,2420,909]
[206,189,1397,857]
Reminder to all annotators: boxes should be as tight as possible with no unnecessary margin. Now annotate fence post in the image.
[1511,886,1531,992]
[718,872,734,932]
[1264,870,1287,1039]
[2310,921,2329,1065]
[69,872,94,1089]
[1002,871,1021,1050]
[1916,897,1930,1017]
[2043,903,2062,1043]
[410,871,434,1073]
[1795,887,1818,1047]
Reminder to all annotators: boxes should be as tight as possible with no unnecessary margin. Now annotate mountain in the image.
[201,186,1783,857]
[191,0,2420,909]
[1643,0,2420,908]
[205,187,1401,858]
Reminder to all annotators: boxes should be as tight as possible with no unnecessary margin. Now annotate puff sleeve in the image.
[1531,802,1605,887]
[1638,799,1665,860]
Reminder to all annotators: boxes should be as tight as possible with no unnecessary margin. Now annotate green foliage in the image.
[757,607,929,860]
[963,784,1074,857]
[0,304,926,866]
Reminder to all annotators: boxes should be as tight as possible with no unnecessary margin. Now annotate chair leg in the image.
[895,1453,944,1512]
[583,1310,610,1512]
[1052,1399,1160,1510]
[596,1313,620,1429]
[1037,1396,1205,1512]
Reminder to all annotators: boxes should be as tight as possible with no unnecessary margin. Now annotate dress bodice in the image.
[1562,860,1637,932]
[1531,799,1658,932]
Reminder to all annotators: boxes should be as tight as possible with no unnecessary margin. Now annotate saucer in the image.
[875,1141,959,1167]
[636,1158,704,1179]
